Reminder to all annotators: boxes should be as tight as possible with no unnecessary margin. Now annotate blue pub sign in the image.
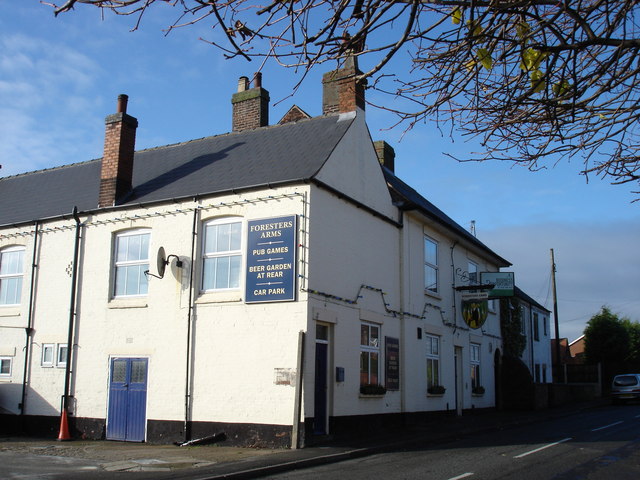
[245,215,297,303]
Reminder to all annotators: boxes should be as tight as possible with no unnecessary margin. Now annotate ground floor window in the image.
[0,357,12,377]
[470,343,481,390]
[360,323,380,386]
[426,334,440,389]
[57,344,68,368]
[42,344,54,367]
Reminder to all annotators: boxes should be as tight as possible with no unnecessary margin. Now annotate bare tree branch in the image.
[44,0,640,199]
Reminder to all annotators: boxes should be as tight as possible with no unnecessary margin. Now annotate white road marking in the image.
[448,473,474,480]
[591,421,623,432]
[514,438,572,458]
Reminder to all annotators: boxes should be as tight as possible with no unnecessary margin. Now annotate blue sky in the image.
[1,1,639,342]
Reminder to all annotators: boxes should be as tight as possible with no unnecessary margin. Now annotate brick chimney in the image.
[231,73,270,132]
[373,140,395,173]
[322,55,366,115]
[98,94,138,207]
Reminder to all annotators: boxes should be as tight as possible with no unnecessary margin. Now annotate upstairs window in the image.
[114,230,150,297]
[468,261,478,285]
[202,218,242,291]
[424,237,438,294]
[533,312,540,341]
[0,246,24,305]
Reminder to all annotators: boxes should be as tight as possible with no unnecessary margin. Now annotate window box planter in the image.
[472,386,485,396]
[360,384,387,396]
[427,385,446,396]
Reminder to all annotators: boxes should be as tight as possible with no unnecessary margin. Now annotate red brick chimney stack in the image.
[322,55,366,115]
[231,73,270,132]
[98,94,138,208]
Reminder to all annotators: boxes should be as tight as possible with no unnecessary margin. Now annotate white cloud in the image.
[0,33,104,176]
[481,220,640,342]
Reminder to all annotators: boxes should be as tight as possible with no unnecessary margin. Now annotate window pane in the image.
[204,224,217,254]
[43,346,53,365]
[216,223,231,252]
[360,325,368,346]
[424,238,437,264]
[57,346,68,365]
[230,222,242,250]
[202,257,215,290]
[0,359,10,375]
[131,360,147,383]
[112,360,127,383]
[370,352,379,385]
[316,324,329,341]
[214,257,230,289]
[370,326,379,347]
[1,249,23,275]
[229,255,241,288]
[360,351,369,385]
[0,277,21,305]
[425,265,437,292]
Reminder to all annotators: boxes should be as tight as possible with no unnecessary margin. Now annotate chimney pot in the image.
[253,72,262,89]
[237,76,249,92]
[117,94,128,114]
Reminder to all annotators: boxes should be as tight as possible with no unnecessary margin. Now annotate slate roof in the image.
[383,167,511,267]
[0,114,354,227]
[514,286,550,312]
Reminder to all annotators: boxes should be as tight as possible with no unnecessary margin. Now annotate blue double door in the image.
[107,357,148,442]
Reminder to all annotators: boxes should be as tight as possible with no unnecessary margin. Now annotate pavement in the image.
[0,399,610,479]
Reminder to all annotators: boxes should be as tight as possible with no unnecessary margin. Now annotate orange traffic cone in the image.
[57,409,72,441]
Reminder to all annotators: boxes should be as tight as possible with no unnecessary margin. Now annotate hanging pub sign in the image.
[245,215,297,304]
[461,292,489,329]
[480,272,515,297]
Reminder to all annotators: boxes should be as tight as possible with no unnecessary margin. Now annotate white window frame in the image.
[201,217,243,292]
[56,344,68,368]
[0,357,12,377]
[360,322,380,386]
[425,334,440,389]
[470,343,481,390]
[113,229,150,298]
[42,343,55,367]
[424,236,439,294]
[0,246,25,306]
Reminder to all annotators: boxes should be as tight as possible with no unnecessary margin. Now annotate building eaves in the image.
[383,167,511,268]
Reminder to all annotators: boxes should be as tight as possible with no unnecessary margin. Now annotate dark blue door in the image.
[107,357,148,442]
[314,343,328,435]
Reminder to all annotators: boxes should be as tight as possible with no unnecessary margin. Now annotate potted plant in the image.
[427,385,446,395]
[360,384,387,396]
[472,385,485,395]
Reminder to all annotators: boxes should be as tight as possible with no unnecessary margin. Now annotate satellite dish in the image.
[144,246,182,280]
[156,246,167,279]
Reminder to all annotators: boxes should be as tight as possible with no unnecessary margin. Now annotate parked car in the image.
[611,374,640,404]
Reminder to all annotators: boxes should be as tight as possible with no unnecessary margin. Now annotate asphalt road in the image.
[262,404,640,480]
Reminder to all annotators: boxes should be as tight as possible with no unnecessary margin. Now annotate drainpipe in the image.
[183,204,199,442]
[62,207,82,415]
[450,241,459,334]
[20,221,39,421]
[398,209,406,416]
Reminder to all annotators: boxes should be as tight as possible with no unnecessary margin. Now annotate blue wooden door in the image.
[313,343,328,435]
[107,358,148,442]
